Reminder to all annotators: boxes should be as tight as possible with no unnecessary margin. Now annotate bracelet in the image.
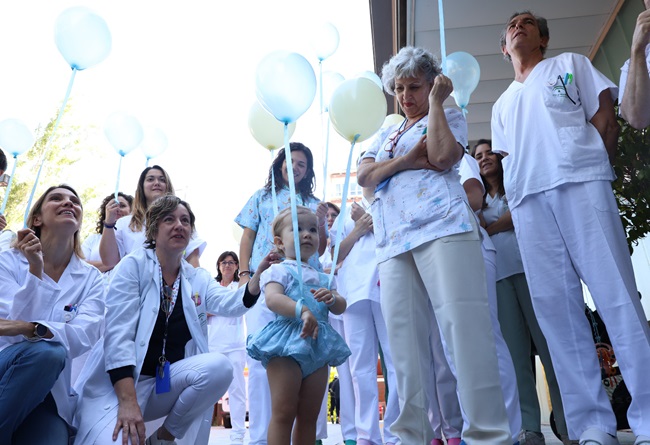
[295,299,304,319]
[239,270,251,277]
[103,221,116,229]
[325,294,336,307]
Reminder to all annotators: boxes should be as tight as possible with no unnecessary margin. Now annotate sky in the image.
[0,0,375,276]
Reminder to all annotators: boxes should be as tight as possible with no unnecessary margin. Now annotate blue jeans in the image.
[0,341,68,444]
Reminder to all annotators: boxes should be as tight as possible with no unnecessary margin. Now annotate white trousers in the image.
[245,304,275,445]
[483,245,522,442]
[378,224,511,445]
[511,181,650,439]
[344,299,400,444]
[427,306,463,441]
[428,244,521,443]
[221,349,248,441]
[93,352,233,444]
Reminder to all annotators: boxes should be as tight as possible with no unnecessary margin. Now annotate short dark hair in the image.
[326,202,340,215]
[500,11,549,62]
[469,139,492,157]
[144,195,195,249]
[0,148,7,174]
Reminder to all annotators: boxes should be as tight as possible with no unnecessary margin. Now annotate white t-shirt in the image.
[619,45,650,103]
[207,280,246,354]
[363,109,473,263]
[492,53,617,209]
[482,193,524,281]
[329,198,380,308]
[81,233,102,262]
[458,154,496,254]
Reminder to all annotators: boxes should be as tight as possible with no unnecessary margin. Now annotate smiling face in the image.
[153,204,192,253]
[281,150,308,185]
[395,72,432,120]
[32,187,83,234]
[473,143,500,178]
[116,196,132,219]
[143,168,169,205]
[275,209,319,262]
[502,13,548,61]
[219,254,238,279]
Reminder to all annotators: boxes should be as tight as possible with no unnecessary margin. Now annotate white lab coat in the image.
[73,247,253,444]
[0,248,105,426]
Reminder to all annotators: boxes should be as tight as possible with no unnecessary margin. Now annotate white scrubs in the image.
[492,52,650,440]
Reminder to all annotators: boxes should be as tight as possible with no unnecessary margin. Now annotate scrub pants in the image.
[344,299,400,445]
[245,303,274,445]
[496,272,568,437]
[327,317,357,442]
[221,349,247,442]
[378,224,511,445]
[511,180,650,440]
[92,352,233,444]
[0,341,68,444]
[427,307,463,442]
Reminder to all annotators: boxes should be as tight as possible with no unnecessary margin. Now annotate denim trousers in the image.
[0,340,68,444]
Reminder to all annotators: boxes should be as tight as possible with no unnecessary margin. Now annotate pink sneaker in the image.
[447,439,462,445]
[431,440,444,445]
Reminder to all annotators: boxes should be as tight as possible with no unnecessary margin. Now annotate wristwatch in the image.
[32,323,48,339]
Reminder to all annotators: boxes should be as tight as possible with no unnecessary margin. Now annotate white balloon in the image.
[0,119,34,157]
[104,112,143,156]
[310,22,340,61]
[54,6,112,70]
[141,127,169,160]
[321,71,345,112]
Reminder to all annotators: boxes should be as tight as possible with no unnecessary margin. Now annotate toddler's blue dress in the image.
[247,261,351,376]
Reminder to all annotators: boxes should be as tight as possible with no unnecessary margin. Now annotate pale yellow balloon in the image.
[248,101,297,151]
[383,113,404,128]
[328,78,387,143]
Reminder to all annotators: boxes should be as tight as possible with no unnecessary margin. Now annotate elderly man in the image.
[620,0,650,129]
[492,10,650,445]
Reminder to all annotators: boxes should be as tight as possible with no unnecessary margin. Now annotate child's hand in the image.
[300,309,318,339]
[257,250,282,273]
[311,287,335,306]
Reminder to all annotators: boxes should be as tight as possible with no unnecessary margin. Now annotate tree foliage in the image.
[612,112,650,253]
[0,103,101,241]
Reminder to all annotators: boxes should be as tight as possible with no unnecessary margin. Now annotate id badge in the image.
[155,361,171,394]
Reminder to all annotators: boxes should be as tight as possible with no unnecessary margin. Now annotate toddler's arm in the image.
[311,288,346,315]
[265,282,319,339]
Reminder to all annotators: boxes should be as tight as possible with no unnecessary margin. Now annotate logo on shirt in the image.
[191,292,202,306]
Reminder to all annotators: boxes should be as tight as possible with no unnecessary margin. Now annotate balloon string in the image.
[322,115,331,201]
[115,155,124,201]
[283,123,303,297]
[270,149,279,217]
[462,107,468,118]
[328,134,359,288]
[23,68,77,227]
[0,156,18,214]
[145,157,150,168]
[439,0,447,74]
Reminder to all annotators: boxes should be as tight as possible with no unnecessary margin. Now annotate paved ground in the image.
[207,423,637,444]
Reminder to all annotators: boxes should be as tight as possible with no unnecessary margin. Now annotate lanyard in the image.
[158,265,180,370]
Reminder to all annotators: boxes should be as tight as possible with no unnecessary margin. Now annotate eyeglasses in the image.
[220,261,237,267]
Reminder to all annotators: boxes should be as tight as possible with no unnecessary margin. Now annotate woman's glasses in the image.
[220,261,237,267]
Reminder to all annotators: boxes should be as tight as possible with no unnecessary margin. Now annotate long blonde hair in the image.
[130,165,174,232]
[24,184,84,258]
